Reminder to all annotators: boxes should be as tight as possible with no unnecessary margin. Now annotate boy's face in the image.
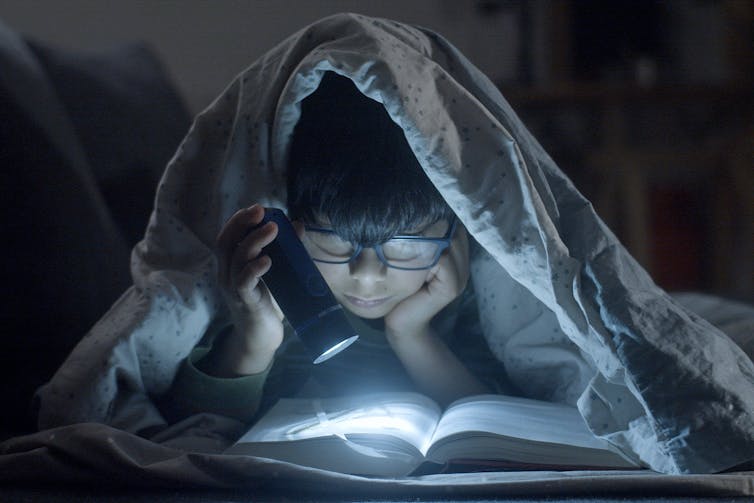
[301,218,458,319]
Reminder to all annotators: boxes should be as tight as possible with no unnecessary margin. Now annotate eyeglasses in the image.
[302,216,457,270]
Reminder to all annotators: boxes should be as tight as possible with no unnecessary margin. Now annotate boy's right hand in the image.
[211,204,284,375]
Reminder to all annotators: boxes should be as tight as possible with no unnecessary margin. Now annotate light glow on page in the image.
[280,401,437,452]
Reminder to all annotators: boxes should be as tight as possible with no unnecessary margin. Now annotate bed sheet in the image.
[1,422,752,499]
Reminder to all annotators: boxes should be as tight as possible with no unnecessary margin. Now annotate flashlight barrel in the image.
[256,208,358,363]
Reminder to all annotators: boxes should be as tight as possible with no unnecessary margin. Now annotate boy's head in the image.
[287,72,453,245]
[286,72,461,319]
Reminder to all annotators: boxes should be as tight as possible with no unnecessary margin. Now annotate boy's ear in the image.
[291,220,305,240]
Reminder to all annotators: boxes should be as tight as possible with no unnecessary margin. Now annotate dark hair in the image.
[286,72,453,247]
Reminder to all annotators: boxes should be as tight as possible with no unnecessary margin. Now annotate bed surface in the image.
[3,486,753,503]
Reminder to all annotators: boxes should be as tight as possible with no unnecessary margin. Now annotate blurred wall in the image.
[0,0,521,112]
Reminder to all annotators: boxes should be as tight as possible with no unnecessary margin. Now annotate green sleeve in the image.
[160,346,272,423]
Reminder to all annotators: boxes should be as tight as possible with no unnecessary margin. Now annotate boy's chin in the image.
[342,304,389,320]
[338,295,396,320]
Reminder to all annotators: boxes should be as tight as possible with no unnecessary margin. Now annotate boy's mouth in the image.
[343,294,392,309]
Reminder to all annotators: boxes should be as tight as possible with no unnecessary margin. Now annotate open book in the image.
[225,392,640,476]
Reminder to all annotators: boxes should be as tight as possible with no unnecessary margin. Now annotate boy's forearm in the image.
[161,345,271,424]
[386,326,489,407]
[196,325,277,377]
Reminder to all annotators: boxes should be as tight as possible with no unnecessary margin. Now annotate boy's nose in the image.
[348,248,387,282]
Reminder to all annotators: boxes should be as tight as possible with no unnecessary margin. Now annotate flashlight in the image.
[255,208,358,363]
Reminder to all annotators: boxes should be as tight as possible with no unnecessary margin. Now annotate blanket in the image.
[16,13,754,485]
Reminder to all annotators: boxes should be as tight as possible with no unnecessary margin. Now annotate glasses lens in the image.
[381,239,441,269]
[303,230,445,269]
[303,231,354,262]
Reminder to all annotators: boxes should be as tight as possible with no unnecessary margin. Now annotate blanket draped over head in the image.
[35,13,753,474]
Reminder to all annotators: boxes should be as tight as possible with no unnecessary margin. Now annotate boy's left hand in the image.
[384,223,469,338]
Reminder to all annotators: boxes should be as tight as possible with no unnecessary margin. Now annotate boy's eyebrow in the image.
[399,228,430,237]
[394,224,426,236]
[397,219,445,237]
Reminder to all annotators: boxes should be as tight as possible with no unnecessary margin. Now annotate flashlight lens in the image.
[313,335,359,364]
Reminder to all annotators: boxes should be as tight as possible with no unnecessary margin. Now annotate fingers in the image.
[235,255,271,305]
[216,204,279,299]
[429,222,470,294]
[231,221,278,294]
[216,206,286,341]
[218,205,264,286]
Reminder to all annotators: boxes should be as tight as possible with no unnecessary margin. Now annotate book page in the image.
[234,392,442,453]
[433,394,608,448]
[427,394,636,467]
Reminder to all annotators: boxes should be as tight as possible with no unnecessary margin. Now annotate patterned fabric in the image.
[36,13,754,474]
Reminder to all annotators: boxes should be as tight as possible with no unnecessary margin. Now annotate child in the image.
[162,73,507,423]
[35,13,753,474]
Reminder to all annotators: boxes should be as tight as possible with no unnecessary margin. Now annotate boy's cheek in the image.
[426,264,440,282]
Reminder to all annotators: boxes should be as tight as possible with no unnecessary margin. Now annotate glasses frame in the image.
[303,215,457,271]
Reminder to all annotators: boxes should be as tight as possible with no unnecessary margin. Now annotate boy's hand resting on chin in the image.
[382,222,485,405]
[384,223,469,339]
